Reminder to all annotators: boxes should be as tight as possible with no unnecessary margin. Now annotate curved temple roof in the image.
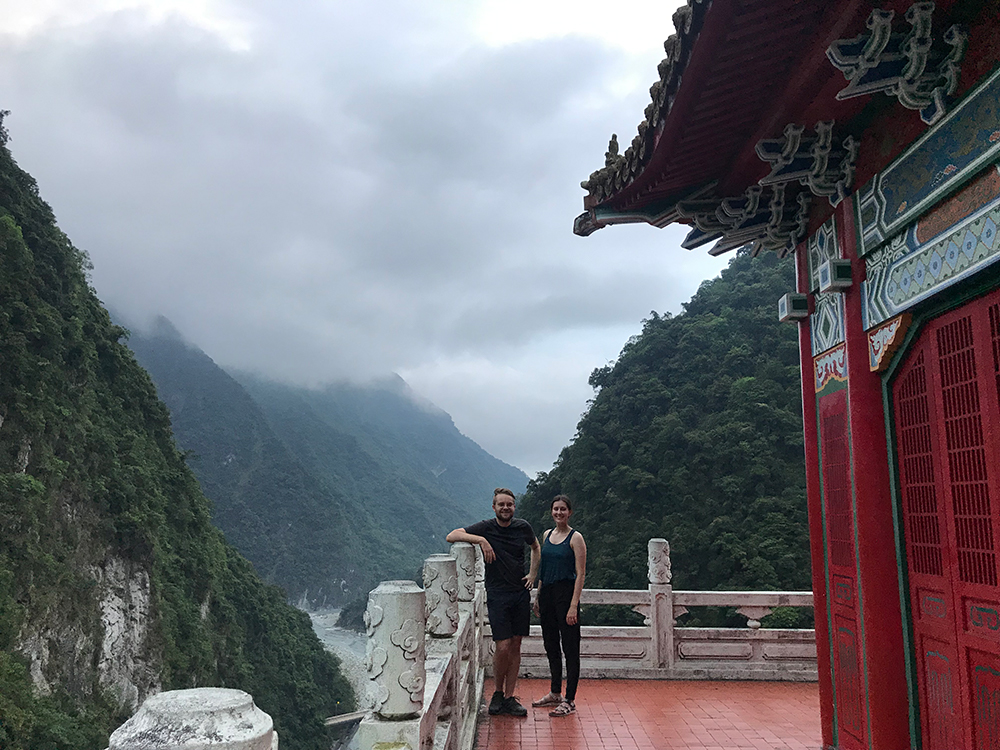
[574,0,966,254]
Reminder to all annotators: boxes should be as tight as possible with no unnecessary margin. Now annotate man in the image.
[446,487,540,717]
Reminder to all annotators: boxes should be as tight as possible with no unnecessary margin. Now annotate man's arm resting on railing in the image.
[446,528,495,562]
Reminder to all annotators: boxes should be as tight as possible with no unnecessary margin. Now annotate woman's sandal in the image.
[549,700,576,717]
[531,693,562,707]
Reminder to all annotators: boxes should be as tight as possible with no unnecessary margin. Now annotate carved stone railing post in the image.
[358,555,488,750]
[451,542,477,602]
[474,544,485,585]
[424,554,459,638]
[107,688,277,750]
[365,581,426,717]
[648,538,674,670]
[356,581,427,750]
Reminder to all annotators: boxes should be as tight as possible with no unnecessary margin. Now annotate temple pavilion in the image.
[574,1,1000,748]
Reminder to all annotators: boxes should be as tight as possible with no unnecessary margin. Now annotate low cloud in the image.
[0,0,728,475]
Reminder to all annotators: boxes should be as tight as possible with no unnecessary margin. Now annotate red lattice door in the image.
[893,290,1000,750]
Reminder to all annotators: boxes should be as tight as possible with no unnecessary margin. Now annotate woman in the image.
[532,494,587,717]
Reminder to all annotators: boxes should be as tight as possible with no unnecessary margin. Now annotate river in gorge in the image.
[309,609,370,707]
[309,610,370,749]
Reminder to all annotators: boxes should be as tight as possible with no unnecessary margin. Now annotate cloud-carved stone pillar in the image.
[648,538,674,670]
[364,580,426,720]
[423,554,459,638]
[451,542,476,602]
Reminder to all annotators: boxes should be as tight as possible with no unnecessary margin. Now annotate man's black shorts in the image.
[487,588,530,641]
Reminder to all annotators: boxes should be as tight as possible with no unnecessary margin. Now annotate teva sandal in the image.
[531,693,563,707]
[549,700,576,717]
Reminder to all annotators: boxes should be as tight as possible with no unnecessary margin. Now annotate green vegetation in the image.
[125,321,528,606]
[238,375,527,594]
[520,251,810,623]
[0,114,353,750]
[125,320,370,604]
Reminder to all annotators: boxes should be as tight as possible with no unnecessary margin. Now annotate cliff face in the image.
[0,116,353,750]
[18,542,160,712]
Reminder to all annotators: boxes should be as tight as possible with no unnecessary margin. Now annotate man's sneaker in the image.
[488,691,504,715]
[502,696,527,717]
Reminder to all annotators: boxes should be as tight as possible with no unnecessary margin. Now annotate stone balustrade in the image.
[514,540,817,682]
[357,538,816,750]
[104,539,815,750]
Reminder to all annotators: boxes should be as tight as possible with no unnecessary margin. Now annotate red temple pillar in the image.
[797,244,837,750]
[838,204,910,749]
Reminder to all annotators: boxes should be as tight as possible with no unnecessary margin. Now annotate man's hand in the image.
[478,538,496,563]
[522,572,536,589]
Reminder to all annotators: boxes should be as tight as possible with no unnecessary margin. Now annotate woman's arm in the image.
[533,529,552,615]
[567,533,587,626]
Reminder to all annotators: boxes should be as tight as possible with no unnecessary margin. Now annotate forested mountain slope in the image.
[265,373,529,516]
[124,319,370,605]
[125,322,528,605]
[237,375,529,547]
[520,251,809,594]
[0,116,352,750]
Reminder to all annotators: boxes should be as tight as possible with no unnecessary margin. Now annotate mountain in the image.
[123,321,528,605]
[0,115,352,750]
[236,373,529,529]
[519,251,810,603]
[123,318,369,605]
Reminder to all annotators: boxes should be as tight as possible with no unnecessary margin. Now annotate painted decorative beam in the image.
[826,1,966,126]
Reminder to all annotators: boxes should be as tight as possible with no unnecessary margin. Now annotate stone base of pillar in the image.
[649,583,674,669]
[355,714,421,750]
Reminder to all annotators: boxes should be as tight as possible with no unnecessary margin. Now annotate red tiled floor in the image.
[476,679,820,750]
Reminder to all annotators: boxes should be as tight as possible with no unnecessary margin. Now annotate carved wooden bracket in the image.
[827,2,967,125]
[756,121,858,207]
[677,185,810,258]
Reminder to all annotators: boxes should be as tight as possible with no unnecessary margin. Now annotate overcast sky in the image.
[0,0,729,477]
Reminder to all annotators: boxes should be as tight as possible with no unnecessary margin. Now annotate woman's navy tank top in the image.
[539,529,576,585]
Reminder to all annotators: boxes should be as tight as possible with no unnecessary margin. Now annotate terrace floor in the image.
[476,679,821,750]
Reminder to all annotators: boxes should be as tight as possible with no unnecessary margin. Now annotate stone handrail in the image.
[357,538,817,750]
[516,584,817,681]
[577,588,813,628]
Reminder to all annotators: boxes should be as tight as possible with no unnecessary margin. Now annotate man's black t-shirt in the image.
[464,518,535,593]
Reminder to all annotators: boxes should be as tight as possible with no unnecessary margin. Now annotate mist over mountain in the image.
[124,319,528,605]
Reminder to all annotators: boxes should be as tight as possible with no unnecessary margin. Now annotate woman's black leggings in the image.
[538,579,581,701]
